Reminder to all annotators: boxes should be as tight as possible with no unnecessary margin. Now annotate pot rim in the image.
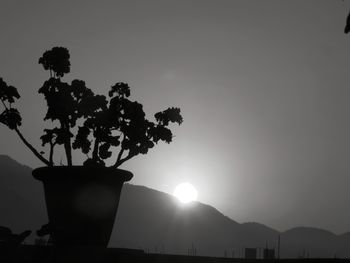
[32,166,133,183]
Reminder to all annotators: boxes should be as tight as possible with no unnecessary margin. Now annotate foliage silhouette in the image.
[0,47,183,168]
[0,226,31,248]
[345,10,350,34]
[37,223,51,237]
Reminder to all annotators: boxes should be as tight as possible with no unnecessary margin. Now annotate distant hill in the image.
[280,227,340,258]
[1,155,350,258]
[0,155,46,235]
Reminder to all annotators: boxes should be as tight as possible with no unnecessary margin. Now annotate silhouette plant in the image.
[0,226,31,248]
[0,47,183,167]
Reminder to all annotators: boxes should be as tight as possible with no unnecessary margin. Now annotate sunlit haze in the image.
[173,182,198,203]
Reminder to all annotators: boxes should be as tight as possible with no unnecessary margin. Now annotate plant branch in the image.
[114,148,124,167]
[113,133,125,167]
[0,98,9,110]
[14,127,50,166]
[114,152,134,168]
[61,121,72,166]
[92,132,100,162]
[49,142,55,166]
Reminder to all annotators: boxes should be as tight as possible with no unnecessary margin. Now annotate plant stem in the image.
[62,121,72,166]
[14,127,50,166]
[55,76,72,166]
[1,99,8,110]
[115,148,124,167]
[113,133,125,167]
[115,153,134,168]
[49,142,54,166]
[92,136,100,162]
[64,137,72,166]
[65,142,72,166]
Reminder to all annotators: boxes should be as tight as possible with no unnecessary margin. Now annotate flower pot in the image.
[32,166,133,247]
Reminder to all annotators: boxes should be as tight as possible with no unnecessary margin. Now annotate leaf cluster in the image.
[0,78,21,130]
[0,47,183,168]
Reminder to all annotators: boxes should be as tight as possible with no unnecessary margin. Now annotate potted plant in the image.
[0,47,183,247]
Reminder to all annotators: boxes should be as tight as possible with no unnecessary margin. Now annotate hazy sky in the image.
[1,0,350,234]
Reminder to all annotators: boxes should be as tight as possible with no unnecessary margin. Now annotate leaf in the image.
[78,94,107,118]
[38,47,70,77]
[121,139,131,150]
[149,125,172,143]
[155,107,183,126]
[54,128,73,145]
[106,135,120,147]
[83,158,105,167]
[40,129,55,146]
[72,126,91,154]
[345,10,350,34]
[0,108,22,129]
[109,82,130,98]
[99,143,112,159]
[0,78,20,103]
[122,100,145,121]
[71,79,90,98]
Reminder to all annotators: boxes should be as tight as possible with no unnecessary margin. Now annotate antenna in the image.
[277,235,281,259]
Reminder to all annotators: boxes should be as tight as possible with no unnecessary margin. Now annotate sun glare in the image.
[173,182,198,204]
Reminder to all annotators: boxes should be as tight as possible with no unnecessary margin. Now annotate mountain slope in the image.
[112,184,243,256]
[280,227,339,258]
[0,155,46,234]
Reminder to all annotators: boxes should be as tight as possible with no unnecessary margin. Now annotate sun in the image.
[173,182,198,203]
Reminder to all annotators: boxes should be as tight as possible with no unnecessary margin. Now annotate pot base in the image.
[33,166,133,247]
